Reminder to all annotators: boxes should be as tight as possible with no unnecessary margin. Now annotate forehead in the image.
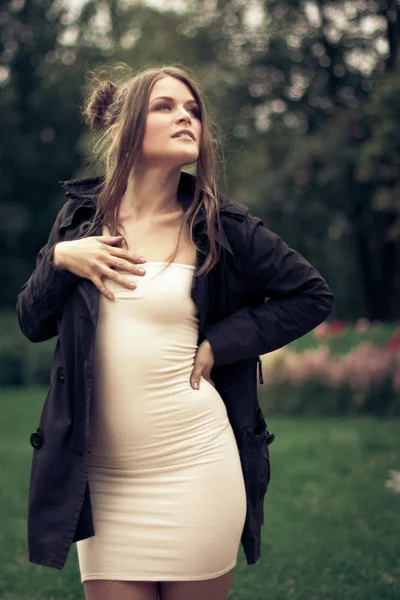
[149,76,197,102]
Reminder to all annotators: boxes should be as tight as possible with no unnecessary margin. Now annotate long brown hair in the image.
[79,62,225,277]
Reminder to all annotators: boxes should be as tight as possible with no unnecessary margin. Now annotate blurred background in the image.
[1,0,399,598]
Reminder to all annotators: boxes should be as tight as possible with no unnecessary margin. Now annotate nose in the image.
[177,108,192,125]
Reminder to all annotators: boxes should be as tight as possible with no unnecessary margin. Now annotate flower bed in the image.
[259,321,400,416]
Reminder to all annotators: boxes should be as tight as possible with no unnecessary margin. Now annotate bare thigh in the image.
[159,568,235,600]
[83,579,159,600]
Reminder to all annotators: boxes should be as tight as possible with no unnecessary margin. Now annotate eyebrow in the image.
[150,96,199,105]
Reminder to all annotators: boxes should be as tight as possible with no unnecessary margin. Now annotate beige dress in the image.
[76,261,247,582]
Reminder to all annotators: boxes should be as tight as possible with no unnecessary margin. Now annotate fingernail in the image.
[138,256,145,262]
[193,381,199,390]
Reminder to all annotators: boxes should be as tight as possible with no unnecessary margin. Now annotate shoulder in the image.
[218,190,263,229]
[218,190,264,233]
[57,176,102,231]
[217,192,265,269]
[58,175,104,200]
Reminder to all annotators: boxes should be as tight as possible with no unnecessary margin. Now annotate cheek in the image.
[195,124,203,142]
[144,113,172,139]
[142,121,161,146]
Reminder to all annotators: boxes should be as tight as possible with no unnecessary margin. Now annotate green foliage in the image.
[0,311,55,387]
[260,377,400,418]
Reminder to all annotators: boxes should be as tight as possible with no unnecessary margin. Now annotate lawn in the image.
[0,387,399,600]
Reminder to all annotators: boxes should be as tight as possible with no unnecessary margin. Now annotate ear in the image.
[110,123,119,141]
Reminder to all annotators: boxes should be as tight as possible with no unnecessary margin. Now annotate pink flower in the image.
[327,363,345,387]
[330,320,346,335]
[385,329,400,351]
[262,338,400,393]
[355,318,370,332]
[315,322,330,338]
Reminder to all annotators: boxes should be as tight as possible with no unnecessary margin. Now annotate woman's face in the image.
[141,75,203,167]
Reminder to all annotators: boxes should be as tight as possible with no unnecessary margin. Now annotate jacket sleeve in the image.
[204,218,335,368]
[16,201,82,343]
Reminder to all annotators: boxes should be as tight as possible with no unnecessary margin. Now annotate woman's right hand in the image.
[53,235,146,300]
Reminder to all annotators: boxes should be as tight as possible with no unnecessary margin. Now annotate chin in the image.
[168,150,199,167]
[143,148,199,167]
[180,153,198,166]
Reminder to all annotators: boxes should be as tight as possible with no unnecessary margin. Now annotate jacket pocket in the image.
[256,430,271,500]
[243,425,272,511]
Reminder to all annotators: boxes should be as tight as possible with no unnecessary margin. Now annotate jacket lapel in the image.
[58,171,247,254]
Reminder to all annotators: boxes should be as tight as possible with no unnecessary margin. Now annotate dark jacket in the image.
[16,170,334,570]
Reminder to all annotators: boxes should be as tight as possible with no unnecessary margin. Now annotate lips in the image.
[172,129,195,141]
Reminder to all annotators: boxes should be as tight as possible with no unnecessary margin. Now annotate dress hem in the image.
[80,559,237,583]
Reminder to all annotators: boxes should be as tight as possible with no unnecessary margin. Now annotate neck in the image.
[118,166,184,222]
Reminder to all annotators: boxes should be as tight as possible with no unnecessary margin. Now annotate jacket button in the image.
[266,432,275,445]
[30,428,43,449]
[79,221,91,235]
[57,366,65,382]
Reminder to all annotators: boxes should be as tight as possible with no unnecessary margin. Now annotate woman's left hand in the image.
[191,339,215,389]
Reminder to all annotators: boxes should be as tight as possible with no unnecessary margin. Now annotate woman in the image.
[17,64,334,600]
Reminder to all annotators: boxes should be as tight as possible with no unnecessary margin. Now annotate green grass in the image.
[1,387,399,600]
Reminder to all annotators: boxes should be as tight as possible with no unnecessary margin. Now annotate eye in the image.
[189,107,201,118]
[155,103,201,119]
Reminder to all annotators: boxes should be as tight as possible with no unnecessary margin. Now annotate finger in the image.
[97,264,137,290]
[98,255,142,286]
[105,254,145,277]
[202,367,212,380]
[107,246,146,264]
[97,235,124,245]
[91,275,115,301]
[191,365,204,390]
